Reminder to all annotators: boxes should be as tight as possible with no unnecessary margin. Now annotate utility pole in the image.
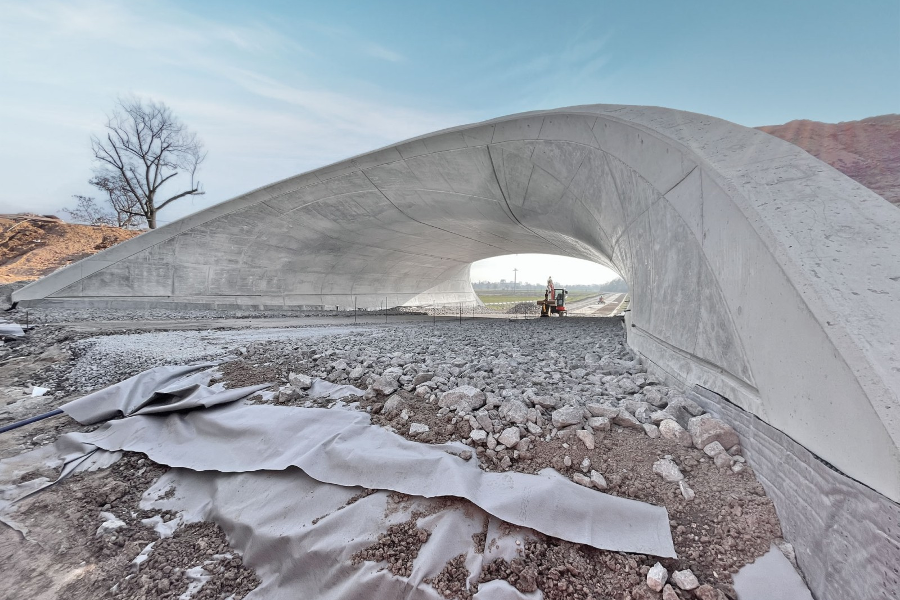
[513,268,518,297]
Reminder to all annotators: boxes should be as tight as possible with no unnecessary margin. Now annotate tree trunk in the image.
[147,210,156,229]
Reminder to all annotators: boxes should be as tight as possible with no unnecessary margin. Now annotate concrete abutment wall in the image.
[14,105,900,514]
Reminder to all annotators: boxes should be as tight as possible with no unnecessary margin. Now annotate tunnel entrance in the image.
[467,253,627,316]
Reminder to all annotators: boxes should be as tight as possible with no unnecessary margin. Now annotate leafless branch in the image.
[89,96,206,229]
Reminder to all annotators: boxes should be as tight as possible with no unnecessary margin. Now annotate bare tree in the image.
[90,97,206,229]
[64,194,140,229]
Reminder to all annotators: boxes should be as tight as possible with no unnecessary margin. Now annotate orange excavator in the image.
[537,277,567,317]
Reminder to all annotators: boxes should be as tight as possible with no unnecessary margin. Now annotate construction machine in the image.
[537,279,567,317]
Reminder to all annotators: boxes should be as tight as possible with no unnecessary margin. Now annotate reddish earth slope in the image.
[758,114,900,207]
[0,215,141,284]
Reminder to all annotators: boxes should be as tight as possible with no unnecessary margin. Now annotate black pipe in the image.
[0,409,64,434]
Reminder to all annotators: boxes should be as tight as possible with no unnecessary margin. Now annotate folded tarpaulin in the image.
[69,403,677,558]
[60,364,270,424]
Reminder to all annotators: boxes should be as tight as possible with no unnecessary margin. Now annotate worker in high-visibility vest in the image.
[545,277,555,303]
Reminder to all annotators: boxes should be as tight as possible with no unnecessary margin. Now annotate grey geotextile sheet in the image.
[143,467,545,600]
[70,402,677,557]
[0,318,24,338]
[61,363,220,423]
[733,545,813,600]
[0,364,822,598]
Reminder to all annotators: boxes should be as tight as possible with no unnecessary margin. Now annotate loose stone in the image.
[409,423,429,436]
[573,473,591,487]
[688,414,740,451]
[575,429,595,450]
[590,470,608,490]
[671,569,699,591]
[551,406,583,428]
[659,419,693,446]
[646,562,668,592]
[652,458,684,482]
[497,426,521,448]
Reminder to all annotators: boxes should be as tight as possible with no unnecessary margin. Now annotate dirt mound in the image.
[758,114,900,207]
[0,215,141,284]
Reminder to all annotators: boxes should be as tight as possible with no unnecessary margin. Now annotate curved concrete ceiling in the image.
[14,105,900,501]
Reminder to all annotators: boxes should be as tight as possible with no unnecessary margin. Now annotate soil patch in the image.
[0,452,259,600]
[0,216,140,284]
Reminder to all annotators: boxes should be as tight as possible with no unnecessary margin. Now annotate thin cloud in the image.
[365,43,406,62]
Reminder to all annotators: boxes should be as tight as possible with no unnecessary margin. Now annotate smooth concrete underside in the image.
[14,105,900,502]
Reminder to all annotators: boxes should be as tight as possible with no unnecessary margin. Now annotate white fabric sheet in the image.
[71,403,676,557]
[143,467,544,600]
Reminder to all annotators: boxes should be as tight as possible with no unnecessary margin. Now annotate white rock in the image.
[439,385,486,412]
[688,414,739,451]
[642,423,660,439]
[659,419,693,447]
[613,408,643,429]
[497,426,521,448]
[647,562,668,592]
[662,584,679,600]
[671,569,699,590]
[526,421,542,435]
[679,480,695,501]
[586,403,619,418]
[412,372,434,386]
[714,452,734,468]
[409,423,429,436]
[499,399,529,424]
[573,472,591,487]
[652,458,684,482]
[289,372,313,390]
[470,429,487,443]
[531,395,557,409]
[589,470,608,490]
[703,441,726,457]
[370,375,398,396]
[96,512,126,536]
[587,416,611,431]
[580,457,591,472]
[475,410,494,432]
[382,394,403,417]
[551,406,583,428]
[575,429,595,450]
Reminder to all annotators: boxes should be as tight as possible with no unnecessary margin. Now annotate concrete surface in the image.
[12,105,900,502]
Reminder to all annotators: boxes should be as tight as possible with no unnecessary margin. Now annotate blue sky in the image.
[1,0,897,283]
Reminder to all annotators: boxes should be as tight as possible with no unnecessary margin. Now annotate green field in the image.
[476,291,596,306]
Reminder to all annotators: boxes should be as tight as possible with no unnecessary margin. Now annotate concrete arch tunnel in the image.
[14,105,900,507]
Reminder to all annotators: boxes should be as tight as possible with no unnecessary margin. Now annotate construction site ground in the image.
[0,309,793,600]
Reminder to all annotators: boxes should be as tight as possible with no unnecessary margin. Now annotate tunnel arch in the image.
[13,104,900,501]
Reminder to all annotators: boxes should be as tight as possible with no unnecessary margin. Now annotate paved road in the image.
[569,293,628,316]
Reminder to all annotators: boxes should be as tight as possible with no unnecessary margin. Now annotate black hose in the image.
[0,409,64,433]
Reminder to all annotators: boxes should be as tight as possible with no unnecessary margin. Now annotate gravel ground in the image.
[0,315,793,599]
